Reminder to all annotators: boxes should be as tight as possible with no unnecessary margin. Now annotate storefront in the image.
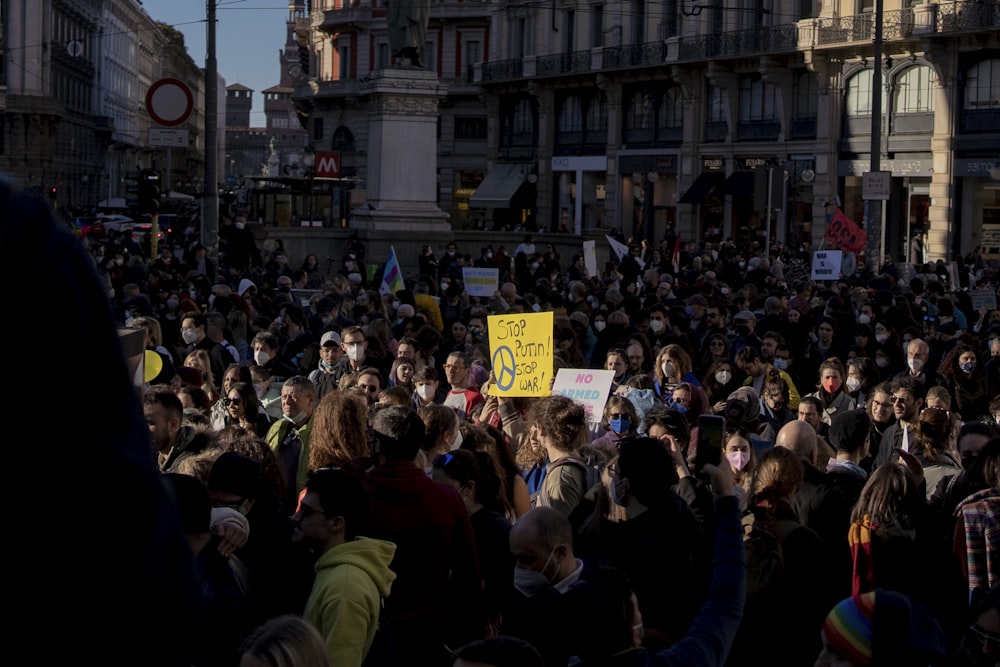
[550,155,608,234]
[617,153,678,246]
[954,157,1000,263]
[679,157,725,244]
[838,156,932,262]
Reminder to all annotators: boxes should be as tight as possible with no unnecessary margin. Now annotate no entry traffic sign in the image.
[146,78,194,127]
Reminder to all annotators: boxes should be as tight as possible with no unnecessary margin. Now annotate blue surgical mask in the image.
[610,416,631,434]
[669,401,688,415]
[773,358,789,371]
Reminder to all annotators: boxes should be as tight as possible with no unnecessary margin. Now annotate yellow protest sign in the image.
[487,311,553,396]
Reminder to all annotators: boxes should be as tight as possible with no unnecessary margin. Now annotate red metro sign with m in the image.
[824,209,867,254]
[314,152,341,178]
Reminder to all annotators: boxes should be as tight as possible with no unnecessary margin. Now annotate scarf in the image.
[848,514,875,596]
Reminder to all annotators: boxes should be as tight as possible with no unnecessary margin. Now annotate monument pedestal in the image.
[350,67,450,232]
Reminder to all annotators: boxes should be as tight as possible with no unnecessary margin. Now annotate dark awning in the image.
[720,171,756,197]
[469,163,532,208]
[678,171,724,204]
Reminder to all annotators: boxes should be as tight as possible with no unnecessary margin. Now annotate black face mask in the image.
[735,325,750,337]
[961,454,976,470]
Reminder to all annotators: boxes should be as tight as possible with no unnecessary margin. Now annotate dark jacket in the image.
[362,460,483,662]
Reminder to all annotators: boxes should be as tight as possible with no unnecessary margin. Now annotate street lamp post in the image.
[865,0,885,272]
[302,151,315,225]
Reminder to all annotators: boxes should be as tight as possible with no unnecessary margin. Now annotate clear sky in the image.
[139,0,292,126]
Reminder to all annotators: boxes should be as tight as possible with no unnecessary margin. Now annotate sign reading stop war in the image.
[551,368,615,424]
[824,209,867,254]
[488,312,554,397]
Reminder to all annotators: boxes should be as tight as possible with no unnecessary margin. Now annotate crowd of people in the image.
[16,169,1000,667]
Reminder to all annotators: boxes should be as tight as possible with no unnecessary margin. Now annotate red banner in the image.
[824,209,867,254]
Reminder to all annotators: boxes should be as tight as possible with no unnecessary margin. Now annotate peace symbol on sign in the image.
[492,346,516,392]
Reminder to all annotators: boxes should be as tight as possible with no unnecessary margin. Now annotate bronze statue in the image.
[387,0,430,67]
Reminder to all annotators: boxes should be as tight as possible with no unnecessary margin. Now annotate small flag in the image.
[380,246,405,296]
[672,235,681,274]
[606,234,629,261]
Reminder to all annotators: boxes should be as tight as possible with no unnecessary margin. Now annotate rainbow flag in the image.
[380,245,405,296]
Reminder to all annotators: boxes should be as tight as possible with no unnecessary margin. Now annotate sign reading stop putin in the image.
[146,78,194,127]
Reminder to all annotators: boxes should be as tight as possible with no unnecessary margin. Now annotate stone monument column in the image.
[351,67,450,232]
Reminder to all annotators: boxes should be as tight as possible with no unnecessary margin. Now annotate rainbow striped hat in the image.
[822,591,876,665]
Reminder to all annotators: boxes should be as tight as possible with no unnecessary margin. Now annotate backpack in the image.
[532,455,605,508]
[741,513,796,605]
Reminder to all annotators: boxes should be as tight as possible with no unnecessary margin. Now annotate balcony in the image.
[482,58,524,82]
[678,24,799,60]
[810,0,998,47]
[935,0,1000,31]
[536,51,592,77]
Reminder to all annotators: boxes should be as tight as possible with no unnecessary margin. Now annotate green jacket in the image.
[265,417,313,499]
[305,537,397,667]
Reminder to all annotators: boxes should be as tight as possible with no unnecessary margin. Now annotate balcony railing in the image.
[603,42,668,69]
[536,51,591,77]
[936,0,1000,30]
[678,24,798,60]
[482,58,524,82]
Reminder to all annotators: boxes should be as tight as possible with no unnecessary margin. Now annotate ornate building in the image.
[471,0,1000,261]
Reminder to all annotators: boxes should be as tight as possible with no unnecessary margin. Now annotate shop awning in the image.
[469,163,532,208]
[678,171,724,204]
[720,171,756,197]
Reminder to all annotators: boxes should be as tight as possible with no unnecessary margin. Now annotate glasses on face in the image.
[710,341,725,348]
[871,399,892,410]
[223,397,241,407]
[921,406,949,416]
[671,397,690,405]
[443,363,465,370]
[890,395,910,405]
[358,383,380,393]
[609,412,628,419]
[298,503,326,519]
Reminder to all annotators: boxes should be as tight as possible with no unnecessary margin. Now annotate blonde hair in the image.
[240,615,331,667]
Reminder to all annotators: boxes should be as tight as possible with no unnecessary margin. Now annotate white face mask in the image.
[450,429,463,451]
[715,370,732,385]
[181,330,199,345]
[846,376,862,393]
[858,314,871,325]
[416,384,435,401]
[662,361,675,378]
[876,357,890,368]
[650,319,665,334]
[726,450,750,472]
[254,350,271,366]
[908,357,924,372]
[513,548,556,597]
[346,344,364,362]
[593,321,606,332]
[875,333,888,345]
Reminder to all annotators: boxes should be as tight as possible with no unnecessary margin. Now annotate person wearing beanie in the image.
[817,589,950,666]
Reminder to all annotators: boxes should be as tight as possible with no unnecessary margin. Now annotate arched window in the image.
[738,75,778,122]
[587,93,608,132]
[895,65,936,113]
[558,95,583,133]
[627,91,653,129]
[659,86,684,129]
[706,84,726,123]
[845,69,874,115]
[332,126,355,152]
[964,58,1000,110]
[512,97,534,135]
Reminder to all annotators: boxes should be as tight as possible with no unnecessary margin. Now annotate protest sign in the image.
[487,311,554,397]
[551,368,615,424]
[462,267,499,297]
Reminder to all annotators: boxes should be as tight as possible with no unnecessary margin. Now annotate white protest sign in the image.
[583,240,597,278]
[811,250,843,281]
[550,368,615,424]
[462,267,499,298]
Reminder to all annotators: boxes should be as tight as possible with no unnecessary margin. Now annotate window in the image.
[659,87,684,128]
[339,45,350,80]
[564,11,575,52]
[591,5,604,48]
[377,43,390,69]
[707,84,726,123]
[792,70,818,117]
[896,66,936,113]
[846,69,874,115]
[964,58,1000,110]
[559,96,583,132]
[738,76,778,122]
[455,116,488,140]
[632,0,646,43]
[314,117,324,142]
[513,98,534,135]
[332,126,356,152]
[424,41,436,72]
[627,91,654,129]
[510,17,533,58]
[587,93,608,132]
[465,40,481,68]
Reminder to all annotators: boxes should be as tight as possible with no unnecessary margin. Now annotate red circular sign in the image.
[146,78,194,127]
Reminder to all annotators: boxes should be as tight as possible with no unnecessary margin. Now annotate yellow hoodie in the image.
[305,537,397,667]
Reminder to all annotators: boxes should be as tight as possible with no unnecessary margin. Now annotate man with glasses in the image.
[295,468,397,667]
[266,376,317,515]
[443,351,485,419]
[864,381,896,471]
[872,376,925,469]
[353,367,384,407]
[327,325,375,388]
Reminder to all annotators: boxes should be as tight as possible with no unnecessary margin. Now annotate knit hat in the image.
[828,409,871,453]
[823,592,875,665]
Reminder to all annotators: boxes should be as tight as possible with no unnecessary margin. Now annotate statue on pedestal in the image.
[266,136,280,177]
[387,0,430,67]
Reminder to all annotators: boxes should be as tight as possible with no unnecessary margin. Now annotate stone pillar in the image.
[350,67,451,232]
